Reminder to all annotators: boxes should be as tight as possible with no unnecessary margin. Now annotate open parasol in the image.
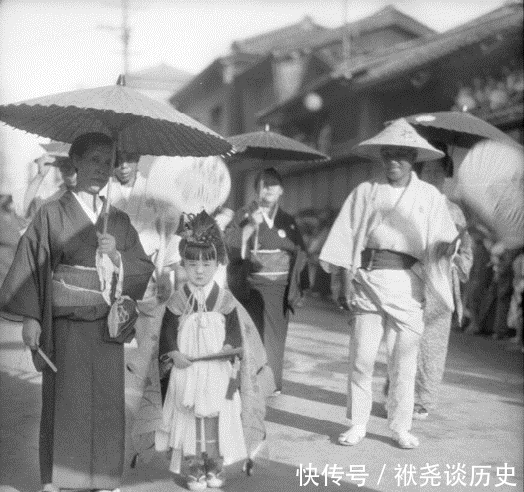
[452,139,524,248]
[227,125,329,162]
[403,111,517,148]
[0,75,232,158]
[0,75,233,233]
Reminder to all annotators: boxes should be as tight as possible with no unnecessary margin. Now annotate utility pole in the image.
[98,0,131,76]
[342,0,351,79]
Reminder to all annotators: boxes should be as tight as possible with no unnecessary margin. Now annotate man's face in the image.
[258,180,283,207]
[114,152,140,184]
[380,146,416,183]
[183,258,218,287]
[73,145,113,194]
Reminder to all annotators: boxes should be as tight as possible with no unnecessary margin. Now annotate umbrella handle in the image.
[102,176,112,234]
[103,137,119,234]
[156,212,167,277]
[254,224,259,255]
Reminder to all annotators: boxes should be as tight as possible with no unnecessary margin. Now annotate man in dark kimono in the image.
[0,133,154,492]
[225,167,308,394]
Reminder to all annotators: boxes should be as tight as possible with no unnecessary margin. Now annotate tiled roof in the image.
[304,5,435,52]
[231,16,328,55]
[349,2,523,86]
[231,5,434,57]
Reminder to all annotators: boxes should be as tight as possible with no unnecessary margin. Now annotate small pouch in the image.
[103,295,139,344]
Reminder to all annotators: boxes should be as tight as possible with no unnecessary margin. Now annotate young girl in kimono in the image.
[155,211,267,491]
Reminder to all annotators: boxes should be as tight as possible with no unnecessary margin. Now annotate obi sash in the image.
[360,249,418,271]
[249,249,291,282]
[52,264,109,320]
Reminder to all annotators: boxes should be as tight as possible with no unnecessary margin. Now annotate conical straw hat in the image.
[353,118,445,163]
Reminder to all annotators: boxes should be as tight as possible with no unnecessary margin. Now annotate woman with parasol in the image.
[224,167,309,395]
[0,132,155,492]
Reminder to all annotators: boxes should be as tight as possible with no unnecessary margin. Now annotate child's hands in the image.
[221,344,233,352]
[168,350,193,369]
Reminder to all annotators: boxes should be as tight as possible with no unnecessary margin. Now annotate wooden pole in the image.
[103,136,118,234]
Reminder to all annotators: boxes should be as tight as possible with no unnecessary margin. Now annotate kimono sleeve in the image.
[158,307,180,358]
[0,206,50,322]
[158,307,181,396]
[224,308,242,348]
[319,184,368,272]
[223,207,250,262]
[119,214,155,301]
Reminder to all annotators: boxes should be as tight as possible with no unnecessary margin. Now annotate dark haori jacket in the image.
[158,282,243,395]
[0,191,155,364]
[224,205,309,313]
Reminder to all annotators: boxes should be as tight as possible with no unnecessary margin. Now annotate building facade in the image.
[170,3,523,214]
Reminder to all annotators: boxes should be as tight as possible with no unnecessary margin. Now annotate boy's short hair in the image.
[69,132,114,160]
[254,167,283,189]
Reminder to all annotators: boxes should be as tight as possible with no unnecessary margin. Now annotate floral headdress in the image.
[178,210,228,264]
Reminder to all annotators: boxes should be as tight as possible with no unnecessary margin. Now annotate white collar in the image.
[72,191,105,225]
[187,280,215,299]
[261,205,278,229]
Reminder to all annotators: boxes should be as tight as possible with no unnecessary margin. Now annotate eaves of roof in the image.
[353,6,523,87]
[306,5,435,51]
[232,16,328,55]
[257,3,523,121]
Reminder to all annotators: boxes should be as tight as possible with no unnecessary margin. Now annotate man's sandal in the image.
[337,427,366,446]
[393,431,419,449]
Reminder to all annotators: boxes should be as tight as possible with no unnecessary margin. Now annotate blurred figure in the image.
[462,231,494,335]
[507,249,524,352]
[23,153,55,219]
[489,243,522,341]
[412,143,473,419]
[0,195,24,292]
[308,208,336,299]
[212,206,234,288]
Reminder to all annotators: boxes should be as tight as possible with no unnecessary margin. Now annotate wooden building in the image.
[170,3,523,214]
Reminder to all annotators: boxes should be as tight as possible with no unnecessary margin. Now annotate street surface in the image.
[1,297,522,491]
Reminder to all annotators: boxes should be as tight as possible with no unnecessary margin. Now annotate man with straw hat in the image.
[320,118,458,449]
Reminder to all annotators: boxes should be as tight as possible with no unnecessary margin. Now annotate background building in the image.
[169,2,523,214]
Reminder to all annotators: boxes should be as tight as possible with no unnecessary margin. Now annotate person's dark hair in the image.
[116,150,140,166]
[69,132,114,160]
[254,167,283,190]
[178,211,228,265]
[430,140,453,177]
[181,242,219,263]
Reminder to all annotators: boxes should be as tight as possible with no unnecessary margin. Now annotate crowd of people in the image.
[452,60,524,112]
[0,118,522,491]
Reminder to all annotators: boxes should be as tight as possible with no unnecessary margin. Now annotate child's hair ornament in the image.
[178,210,228,264]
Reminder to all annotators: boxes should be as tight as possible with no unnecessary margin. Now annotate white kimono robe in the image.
[320,172,458,332]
